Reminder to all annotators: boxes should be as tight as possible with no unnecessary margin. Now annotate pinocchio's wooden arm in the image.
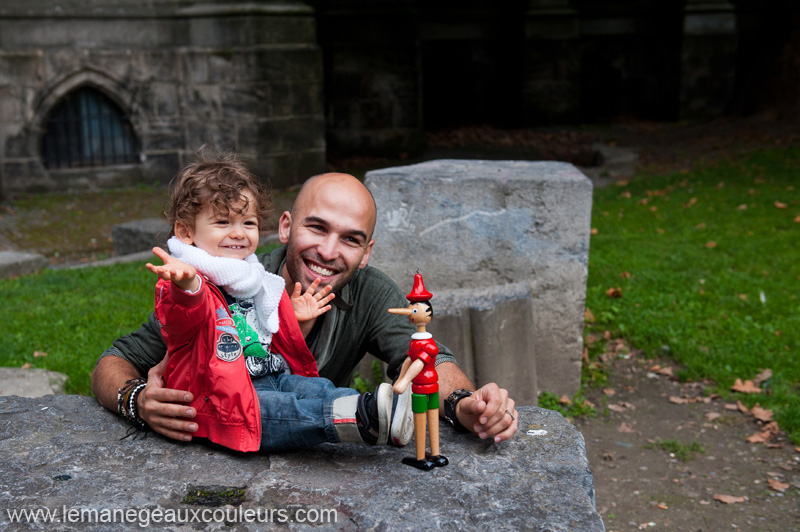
[392,358,424,394]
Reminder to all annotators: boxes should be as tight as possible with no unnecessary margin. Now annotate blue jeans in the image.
[251,373,358,451]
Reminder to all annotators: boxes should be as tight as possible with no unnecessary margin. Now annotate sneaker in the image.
[356,383,413,447]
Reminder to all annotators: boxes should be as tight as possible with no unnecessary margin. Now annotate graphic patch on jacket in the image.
[229,299,286,377]
[215,305,242,362]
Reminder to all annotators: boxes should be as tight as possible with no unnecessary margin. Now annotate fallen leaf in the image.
[731,378,761,394]
[795,447,800,453]
[705,412,721,422]
[584,308,595,323]
[656,503,668,510]
[581,347,590,365]
[753,368,773,386]
[738,293,748,301]
[591,228,599,235]
[621,191,632,198]
[724,403,739,411]
[699,499,711,505]
[774,201,788,209]
[618,422,635,433]
[584,399,596,409]
[559,395,572,406]
[696,222,707,228]
[21,362,31,369]
[747,431,773,444]
[603,330,612,340]
[669,396,689,405]
[795,215,800,223]
[603,388,616,396]
[751,405,774,423]
[737,400,750,413]
[657,366,674,377]
[606,287,623,298]
[713,494,747,504]
[767,479,789,492]
[619,271,631,278]
[33,350,48,358]
[704,241,717,248]
[684,198,698,208]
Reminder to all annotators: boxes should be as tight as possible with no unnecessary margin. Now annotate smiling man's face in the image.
[278,173,375,294]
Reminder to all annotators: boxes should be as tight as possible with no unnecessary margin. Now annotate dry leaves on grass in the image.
[33,350,48,358]
[731,378,762,394]
[751,404,774,422]
[753,368,773,386]
[713,494,748,504]
[704,240,717,248]
[747,421,780,444]
[774,201,788,209]
[606,287,623,298]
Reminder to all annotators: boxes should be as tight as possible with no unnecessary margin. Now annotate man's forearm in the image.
[436,361,474,412]
[91,355,143,413]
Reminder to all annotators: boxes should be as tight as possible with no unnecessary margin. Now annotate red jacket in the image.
[155,277,319,452]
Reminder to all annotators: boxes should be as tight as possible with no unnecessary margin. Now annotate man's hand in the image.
[136,362,199,442]
[456,382,518,442]
[291,278,335,322]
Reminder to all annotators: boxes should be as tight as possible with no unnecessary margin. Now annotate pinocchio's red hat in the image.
[406,271,433,302]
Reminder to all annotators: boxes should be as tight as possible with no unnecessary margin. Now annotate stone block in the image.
[365,160,593,397]
[0,251,47,278]
[0,395,603,531]
[112,217,171,256]
[428,283,537,406]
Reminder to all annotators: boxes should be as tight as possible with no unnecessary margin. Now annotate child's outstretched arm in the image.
[291,278,335,323]
[146,247,200,293]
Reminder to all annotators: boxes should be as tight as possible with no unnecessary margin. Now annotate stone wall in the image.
[0,394,604,531]
[0,0,326,196]
[365,159,593,401]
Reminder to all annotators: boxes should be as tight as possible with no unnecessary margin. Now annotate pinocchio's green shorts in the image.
[412,391,439,413]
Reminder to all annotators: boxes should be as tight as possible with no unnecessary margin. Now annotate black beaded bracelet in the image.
[117,378,148,429]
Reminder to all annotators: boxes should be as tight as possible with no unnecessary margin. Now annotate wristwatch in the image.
[444,388,473,433]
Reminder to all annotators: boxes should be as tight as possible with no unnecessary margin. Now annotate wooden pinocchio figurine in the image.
[389,271,449,471]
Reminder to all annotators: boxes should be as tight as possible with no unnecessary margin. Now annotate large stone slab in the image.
[0,250,47,278]
[365,160,593,398]
[0,395,603,531]
[111,218,171,257]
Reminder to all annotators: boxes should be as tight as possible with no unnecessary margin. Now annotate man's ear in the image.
[174,222,194,245]
[278,211,292,244]
[358,239,375,269]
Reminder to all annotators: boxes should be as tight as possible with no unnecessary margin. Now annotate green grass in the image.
[645,438,706,462]
[586,146,800,443]
[0,260,155,395]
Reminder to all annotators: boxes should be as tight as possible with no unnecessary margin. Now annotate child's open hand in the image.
[146,247,199,292]
[291,278,335,322]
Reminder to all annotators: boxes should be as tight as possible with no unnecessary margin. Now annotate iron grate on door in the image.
[42,86,140,169]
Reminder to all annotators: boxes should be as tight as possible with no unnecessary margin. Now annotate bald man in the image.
[92,173,518,448]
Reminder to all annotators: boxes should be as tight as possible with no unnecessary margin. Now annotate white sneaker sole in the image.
[389,385,413,447]
[376,383,393,446]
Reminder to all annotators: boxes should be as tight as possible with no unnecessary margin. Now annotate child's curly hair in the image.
[166,151,272,235]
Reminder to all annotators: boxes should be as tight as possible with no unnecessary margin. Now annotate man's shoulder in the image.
[353,264,402,292]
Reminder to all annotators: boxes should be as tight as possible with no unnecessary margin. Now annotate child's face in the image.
[177,189,260,260]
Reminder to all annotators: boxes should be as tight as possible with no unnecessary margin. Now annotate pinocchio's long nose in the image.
[387,307,413,315]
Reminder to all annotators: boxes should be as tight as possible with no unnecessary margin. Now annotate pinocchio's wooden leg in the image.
[427,408,449,468]
[414,411,427,460]
[428,408,439,457]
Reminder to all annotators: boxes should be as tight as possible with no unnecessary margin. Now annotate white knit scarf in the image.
[167,237,285,340]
